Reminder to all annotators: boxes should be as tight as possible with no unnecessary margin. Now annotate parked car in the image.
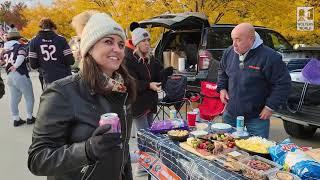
[139,12,320,139]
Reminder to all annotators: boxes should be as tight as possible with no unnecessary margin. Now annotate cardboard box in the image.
[171,51,186,70]
[163,51,171,68]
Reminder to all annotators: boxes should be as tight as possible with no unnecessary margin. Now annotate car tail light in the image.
[198,50,211,70]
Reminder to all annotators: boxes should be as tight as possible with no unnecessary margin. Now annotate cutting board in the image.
[179,142,216,161]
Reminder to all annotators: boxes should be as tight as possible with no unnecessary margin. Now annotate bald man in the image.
[217,23,291,138]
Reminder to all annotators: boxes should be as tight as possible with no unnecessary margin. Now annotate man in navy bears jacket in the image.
[217,23,291,138]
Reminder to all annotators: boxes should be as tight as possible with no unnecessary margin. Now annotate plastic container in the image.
[268,170,301,180]
[195,122,209,131]
[239,155,282,180]
[211,123,232,133]
[215,155,242,173]
[190,130,208,137]
[222,150,250,161]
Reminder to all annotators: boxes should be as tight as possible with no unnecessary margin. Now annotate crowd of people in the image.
[0,10,291,180]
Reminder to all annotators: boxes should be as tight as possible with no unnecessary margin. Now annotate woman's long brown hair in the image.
[80,54,136,103]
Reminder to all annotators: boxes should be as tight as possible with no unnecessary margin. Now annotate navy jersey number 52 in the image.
[40,44,57,61]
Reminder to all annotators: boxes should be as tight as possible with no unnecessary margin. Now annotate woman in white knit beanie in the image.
[28,11,136,180]
[125,27,163,176]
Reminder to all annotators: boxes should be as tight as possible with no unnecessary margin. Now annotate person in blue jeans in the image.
[217,23,291,138]
[0,29,36,126]
[125,27,162,176]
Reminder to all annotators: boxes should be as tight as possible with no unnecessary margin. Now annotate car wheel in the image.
[283,120,317,138]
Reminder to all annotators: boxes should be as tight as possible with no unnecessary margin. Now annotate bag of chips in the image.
[150,118,188,133]
[269,139,320,179]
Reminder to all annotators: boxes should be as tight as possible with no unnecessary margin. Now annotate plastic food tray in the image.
[268,170,301,180]
[239,155,282,179]
[215,155,242,170]
[221,149,250,161]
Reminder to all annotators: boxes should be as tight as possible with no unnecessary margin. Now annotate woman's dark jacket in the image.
[27,74,133,180]
[125,52,162,118]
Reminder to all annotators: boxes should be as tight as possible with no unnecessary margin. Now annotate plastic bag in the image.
[269,139,320,179]
[150,118,188,133]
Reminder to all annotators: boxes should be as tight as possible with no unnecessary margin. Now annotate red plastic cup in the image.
[187,111,197,127]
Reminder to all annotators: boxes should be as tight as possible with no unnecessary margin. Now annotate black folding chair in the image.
[154,75,188,120]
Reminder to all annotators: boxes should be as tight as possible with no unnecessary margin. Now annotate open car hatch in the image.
[139,12,210,30]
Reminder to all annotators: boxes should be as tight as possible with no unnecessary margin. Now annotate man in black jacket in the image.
[217,23,291,138]
[28,18,74,88]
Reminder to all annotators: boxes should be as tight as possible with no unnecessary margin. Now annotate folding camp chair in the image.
[153,75,188,120]
[191,81,225,121]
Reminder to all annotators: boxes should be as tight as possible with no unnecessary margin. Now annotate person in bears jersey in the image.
[28,18,74,88]
[0,29,35,127]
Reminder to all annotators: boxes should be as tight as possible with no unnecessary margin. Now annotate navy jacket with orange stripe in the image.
[217,44,291,119]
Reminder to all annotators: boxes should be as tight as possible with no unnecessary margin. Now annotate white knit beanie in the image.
[76,12,126,57]
[132,28,150,46]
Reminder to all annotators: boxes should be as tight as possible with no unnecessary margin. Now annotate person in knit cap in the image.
[0,29,36,126]
[124,21,140,56]
[125,27,162,176]
[28,11,136,180]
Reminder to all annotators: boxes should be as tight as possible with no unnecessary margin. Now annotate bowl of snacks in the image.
[211,123,232,133]
[190,130,208,137]
[235,136,276,159]
[195,123,209,131]
[167,130,189,142]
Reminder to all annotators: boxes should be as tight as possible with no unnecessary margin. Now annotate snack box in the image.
[268,170,301,180]
[239,155,282,180]
[215,155,242,173]
[222,150,250,161]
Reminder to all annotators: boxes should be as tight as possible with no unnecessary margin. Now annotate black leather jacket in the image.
[125,52,162,117]
[28,74,133,180]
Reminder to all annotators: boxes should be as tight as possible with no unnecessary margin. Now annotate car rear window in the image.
[206,28,232,49]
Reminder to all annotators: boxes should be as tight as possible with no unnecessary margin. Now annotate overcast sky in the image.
[0,0,53,7]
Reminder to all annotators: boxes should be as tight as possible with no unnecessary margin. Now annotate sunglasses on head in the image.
[239,62,244,69]
[239,55,245,69]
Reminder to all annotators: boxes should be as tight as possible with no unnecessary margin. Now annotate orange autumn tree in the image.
[20,0,319,45]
